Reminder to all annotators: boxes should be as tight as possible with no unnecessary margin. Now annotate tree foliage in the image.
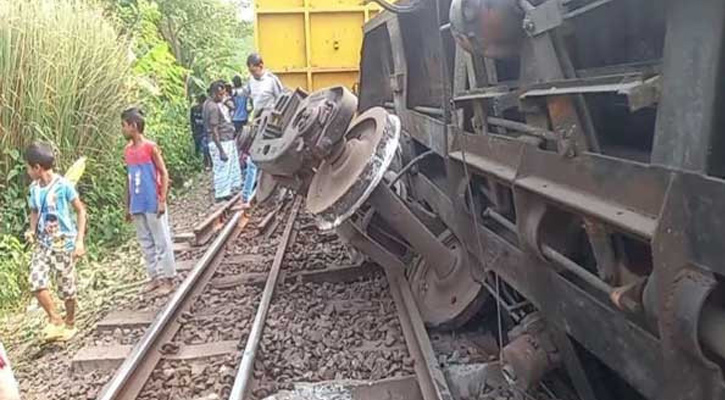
[100,0,254,186]
[156,0,253,84]
[102,0,254,95]
[0,0,133,308]
[0,0,252,311]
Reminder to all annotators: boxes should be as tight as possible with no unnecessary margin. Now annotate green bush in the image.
[0,0,249,312]
[125,0,200,183]
[0,0,136,309]
[0,0,132,164]
[0,149,29,237]
[145,101,201,185]
[0,0,133,235]
[0,235,29,310]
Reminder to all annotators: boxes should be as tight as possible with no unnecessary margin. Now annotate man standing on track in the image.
[203,81,243,202]
[234,53,286,209]
[244,53,284,118]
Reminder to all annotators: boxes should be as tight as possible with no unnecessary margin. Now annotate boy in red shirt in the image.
[122,108,176,294]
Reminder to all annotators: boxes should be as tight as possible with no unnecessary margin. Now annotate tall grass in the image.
[0,0,134,309]
[0,0,132,174]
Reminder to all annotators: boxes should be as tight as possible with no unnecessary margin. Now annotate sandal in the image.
[42,323,65,342]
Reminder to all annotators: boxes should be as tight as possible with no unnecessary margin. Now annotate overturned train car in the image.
[357,0,725,398]
[246,0,725,399]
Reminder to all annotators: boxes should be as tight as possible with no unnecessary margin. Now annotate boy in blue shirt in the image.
[231,75,249,135]
[25,142,87,342]
[231,74,256,208]
[122,107,177,295]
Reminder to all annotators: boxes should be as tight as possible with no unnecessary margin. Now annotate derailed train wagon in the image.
[356,0,725,398]
[245,0,725,399]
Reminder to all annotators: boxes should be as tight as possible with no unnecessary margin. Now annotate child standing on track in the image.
[122,107,177,295]
[25,142,87,342]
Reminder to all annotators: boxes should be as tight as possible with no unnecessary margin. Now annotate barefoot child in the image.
[121,107,177,295]
[25,142,87,342]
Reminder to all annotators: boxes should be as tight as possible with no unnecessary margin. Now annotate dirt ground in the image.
[0,172,214,400]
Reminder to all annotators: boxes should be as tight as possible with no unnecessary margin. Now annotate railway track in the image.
[90,198,416,400]
[74,191,546,400]
[173,194,242,249]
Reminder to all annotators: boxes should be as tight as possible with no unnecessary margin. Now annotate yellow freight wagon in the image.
[253,0,382,92]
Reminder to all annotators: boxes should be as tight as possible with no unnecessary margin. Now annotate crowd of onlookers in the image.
[190,53,284,207]
[0,52,285,399]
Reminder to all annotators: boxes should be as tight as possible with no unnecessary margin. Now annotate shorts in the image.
[233,120,247,136]
[29,246,77,300]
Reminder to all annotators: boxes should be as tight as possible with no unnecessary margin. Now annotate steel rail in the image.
[193,193,241,246]
[336,221,454,400]
[228,197,302,400]
[385,267,455,400]
[99,211,245,400]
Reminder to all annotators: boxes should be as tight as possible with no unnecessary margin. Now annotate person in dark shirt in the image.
[202,81,243,201]
[189,94,210,168]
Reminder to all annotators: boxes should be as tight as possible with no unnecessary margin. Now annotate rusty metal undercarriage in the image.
[243,1,725,399]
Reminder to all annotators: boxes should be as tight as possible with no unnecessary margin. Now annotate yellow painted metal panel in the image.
[312,71,360,92]
[309,0,362,9]
[257,8,376,13]
[256,0,303,11]
[278,73,309,90]
[257,14,306,71]
[310,13,364,68]
[254,0,386,91]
